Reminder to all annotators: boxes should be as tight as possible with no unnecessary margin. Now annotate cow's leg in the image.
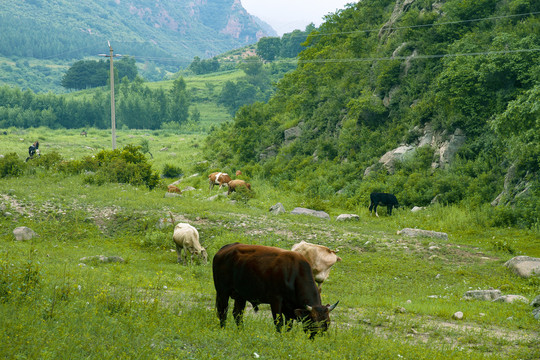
[374,203,379,217]
[182,246,189,265]
[270,300,284,332]
[215,294,230,328]
[368,201,374,215]
[387,205,392,216]
[232,298,247,327]
[175,243,183,263]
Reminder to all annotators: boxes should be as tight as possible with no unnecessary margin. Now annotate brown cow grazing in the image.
[208,172,232,191]
[227,179,251,195]
[291,241,341,289]
[167,185,182,194]
[213,243,338,338]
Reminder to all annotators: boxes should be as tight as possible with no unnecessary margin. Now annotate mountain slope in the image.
[0,0,276,66]
[204,0,540,227]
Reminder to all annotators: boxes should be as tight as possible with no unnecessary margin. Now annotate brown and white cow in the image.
[208,172,232,191]
[213,243,338,338]
[291,241,341,289]
[172,223,208,265]
[227,179,251,195]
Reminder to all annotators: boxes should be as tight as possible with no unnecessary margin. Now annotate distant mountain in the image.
[0,0,276,67]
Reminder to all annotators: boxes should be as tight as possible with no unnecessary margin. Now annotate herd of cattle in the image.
[168,171,399,337]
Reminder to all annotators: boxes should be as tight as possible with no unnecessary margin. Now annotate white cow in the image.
[291,240,341,288]
[172,223,208,265]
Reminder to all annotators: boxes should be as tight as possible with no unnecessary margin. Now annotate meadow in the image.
[0,128,539,359]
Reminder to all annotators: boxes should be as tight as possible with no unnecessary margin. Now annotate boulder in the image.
[504,256,540,278]
[13,226,38,241]
[531,295,540,308]
[269,203,286,215]
[397,228,448,240]
[411,206,425,212]
[492,295,529,304]
[290,207,330,220]
[336,214,360,222]
[79,255,125,264]
[164,192,181,198]
[463,289,502,301]
[452,311,464,320]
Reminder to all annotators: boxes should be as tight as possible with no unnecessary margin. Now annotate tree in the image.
[257,37,281,61]
[167,77,190,125]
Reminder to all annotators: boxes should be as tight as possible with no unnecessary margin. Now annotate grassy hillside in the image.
[0,129,538,359]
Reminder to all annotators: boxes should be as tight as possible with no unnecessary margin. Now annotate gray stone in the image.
[492,295,529,304]
[269,203,286,215]
[533,308,540,320]
[452,311,464,320]
[378,145,416,174]
[463,289,502,301]
[397,228,448,240]
[531,295,540,308]
[290,207,330,220]
[79,255,125,264]
[13,226,38,241]
[164,192,181,198]
[336,214,359,222]
[504,256,540,278]
[411,206,425,212]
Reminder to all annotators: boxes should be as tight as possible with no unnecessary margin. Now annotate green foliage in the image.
[161,164,183,179]
[0,152,26,178]
[205,0,540,228]
[71,145,160,189]
[189,56,220,75]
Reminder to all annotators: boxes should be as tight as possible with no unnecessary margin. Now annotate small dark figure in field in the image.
[25,141,40,162]
[369,192,399,217]
[80,130,87,137]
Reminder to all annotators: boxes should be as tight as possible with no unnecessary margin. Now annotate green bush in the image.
[0,153,26,178]
[162,164,183,178]
[62,145,160,189]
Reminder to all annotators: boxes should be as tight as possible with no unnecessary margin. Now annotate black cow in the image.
[369,192,399,217]
[25,141,40,162]
[212,243,338,338]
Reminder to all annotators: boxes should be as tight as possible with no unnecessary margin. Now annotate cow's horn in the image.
[328,301,339,311]
[305,305,313,311]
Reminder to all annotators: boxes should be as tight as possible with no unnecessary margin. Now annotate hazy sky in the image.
[241,0,354,35]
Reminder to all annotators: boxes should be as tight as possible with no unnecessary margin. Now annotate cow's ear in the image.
[294,309,310,319]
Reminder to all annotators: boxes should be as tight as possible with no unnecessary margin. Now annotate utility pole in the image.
[99,41,121,150]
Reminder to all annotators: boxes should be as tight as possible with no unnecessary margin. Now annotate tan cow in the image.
[208,172,232,191]
[167,185,182,194]
[227,179,251,195]
[291,241,341,288]
[172,223,208,265]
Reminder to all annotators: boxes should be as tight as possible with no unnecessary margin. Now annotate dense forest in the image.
[203,0,540,228]
[0,76,190,130]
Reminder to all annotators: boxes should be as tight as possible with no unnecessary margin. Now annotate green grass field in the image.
[1,129,539,359]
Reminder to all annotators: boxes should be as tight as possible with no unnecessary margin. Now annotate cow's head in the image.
[197,248,208,264]
[294,301,339,338]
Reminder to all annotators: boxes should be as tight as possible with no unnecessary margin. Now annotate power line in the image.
[307,11,540,38]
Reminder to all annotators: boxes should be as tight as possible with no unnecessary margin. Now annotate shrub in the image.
[162,164,183,178]
[0,152,26,178]
[62,145,160,189]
